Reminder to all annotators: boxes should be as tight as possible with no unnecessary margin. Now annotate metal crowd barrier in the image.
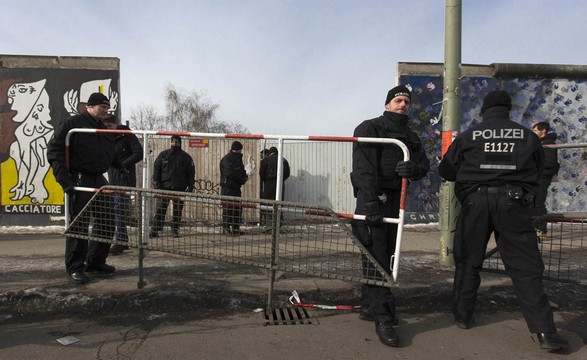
[63,130,410,307]
[483,143,587,284]
[483,212,587,284]
[65,187,391,306]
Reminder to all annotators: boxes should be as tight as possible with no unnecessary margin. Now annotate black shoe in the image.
[70,271,90,284]
[172,230,180,238]
[536,332,569,350]
[455,316,474,329]
[375,321,399,347]
[149,230,158,238]
[110,244,129,255]
[85,263,115,274]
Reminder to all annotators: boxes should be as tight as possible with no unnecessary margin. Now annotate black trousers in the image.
[260,180,284,227]
[453,187,556,333]
[532,177,552,232]
[66,174,114,274]
[152,195,184,232]
[352,190,400,324]
[221,186,242,231]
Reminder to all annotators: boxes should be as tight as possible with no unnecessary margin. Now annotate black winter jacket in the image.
[108,125,143,187]
[152,146,195,191]
[220,151,248,190]
[351,111,430,214]
[540,132,560,179]
[47,111,119,192]
[259,153,290,182]
[438,106,544,200]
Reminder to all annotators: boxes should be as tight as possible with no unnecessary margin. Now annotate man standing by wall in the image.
[438,90,568,350]
[104,115,143,254]
[150,135,195,238]
[351,85,430,347]
[259,146,290,229]
[531,121,560,239]
[220,141,248,236]
[47,92,119,284]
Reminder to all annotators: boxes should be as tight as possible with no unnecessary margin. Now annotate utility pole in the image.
[439,0,462,266]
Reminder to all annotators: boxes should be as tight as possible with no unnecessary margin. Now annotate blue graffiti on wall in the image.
[400,75,587,213]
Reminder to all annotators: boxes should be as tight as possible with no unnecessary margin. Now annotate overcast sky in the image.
[2,0,585,136]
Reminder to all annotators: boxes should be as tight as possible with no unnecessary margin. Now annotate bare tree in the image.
[128,104,164,130]
[129,84,249,133]
[164,84,248,133]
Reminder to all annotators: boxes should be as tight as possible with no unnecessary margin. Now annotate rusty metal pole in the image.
[439,0,462,266]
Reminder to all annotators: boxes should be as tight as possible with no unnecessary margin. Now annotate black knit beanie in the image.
[231,141,243,151]
[480,90,512,114]
[385,85,411,105]
[171,135,182,143]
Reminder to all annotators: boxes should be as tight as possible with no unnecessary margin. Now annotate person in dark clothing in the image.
[47,92,120,284]
[258,149,270,226]
[150,135,195,238]
[259,146,290,228]
[531,121,560,238]
[220,141,249,235]
[351,85,430,347]
[438,90,568,350]
[104,116,143,254]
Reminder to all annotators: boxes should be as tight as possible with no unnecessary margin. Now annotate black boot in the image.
[375,321,399,347]
[536,332,569,350]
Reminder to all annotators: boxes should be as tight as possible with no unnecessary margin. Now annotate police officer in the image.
[259,146,290,229]
[150,135,196,238]
[438,90,568,350]
[220,141,249,235]
[351,85,430,347]
[47,92,120,284]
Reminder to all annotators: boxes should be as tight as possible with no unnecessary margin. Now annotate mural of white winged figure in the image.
[63,79,118,116]
[7,79,53,204]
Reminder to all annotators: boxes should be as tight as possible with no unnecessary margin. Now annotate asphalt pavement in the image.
[1,226,585,359]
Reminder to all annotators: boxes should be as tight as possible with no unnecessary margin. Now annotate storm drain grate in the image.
[263,306,318,325]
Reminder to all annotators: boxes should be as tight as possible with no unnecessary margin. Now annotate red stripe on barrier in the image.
[154,131,192,136]
[220,200,258,209]
[304,209,331,217]
[399,178,408,210]
[225,133,265,139]
[308,135,357,142]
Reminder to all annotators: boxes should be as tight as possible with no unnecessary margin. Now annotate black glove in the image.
[396,160,419,178]
[63,183,76,195]
[365,213,384,227]
[363,200,383,227]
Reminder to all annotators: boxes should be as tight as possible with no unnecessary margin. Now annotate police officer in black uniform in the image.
[259,146,290,229]
[438,90,568,350]
[220,141,249,235]
[150,135,196,238]
[47,92,120,284]
[351,85,430,347]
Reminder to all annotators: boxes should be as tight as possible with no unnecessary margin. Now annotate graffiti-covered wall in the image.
[398,63,587,216]
[0,55,120,218]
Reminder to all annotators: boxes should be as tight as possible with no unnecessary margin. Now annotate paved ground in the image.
[1,226,585,359]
